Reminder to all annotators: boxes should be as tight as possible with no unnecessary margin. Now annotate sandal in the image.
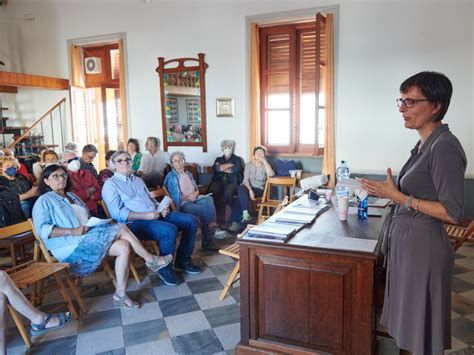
[113,293,142,309]
[31,312,72,336]
[146,254,173,273]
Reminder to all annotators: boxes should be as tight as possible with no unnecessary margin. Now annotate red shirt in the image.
[68,169,101,214]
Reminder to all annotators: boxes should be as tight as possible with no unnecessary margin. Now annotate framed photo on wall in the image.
[186,98,201,123]
[216,97,234,117]
[165,97,179,123]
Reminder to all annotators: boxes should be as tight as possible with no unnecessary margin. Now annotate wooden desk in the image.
[236,204,384,355]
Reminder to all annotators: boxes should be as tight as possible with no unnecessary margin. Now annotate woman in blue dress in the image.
[33,164,172,309]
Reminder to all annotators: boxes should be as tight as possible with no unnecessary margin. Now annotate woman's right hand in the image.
[71,226,90,235]
[249,189,255,201]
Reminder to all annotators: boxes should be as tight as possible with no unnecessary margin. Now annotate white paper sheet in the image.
[302,235,378,253]
[86,217,112,227]
[157,196,172,212]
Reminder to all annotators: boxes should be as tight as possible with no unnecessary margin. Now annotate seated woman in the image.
[127,138,142,175]
[66,156,102,215]
[32,164,172,309]
[0,270,71,353]
[164,152,223,251]
[0,157,38,218]
[98,150,116,186]
[207,140,244,230]
[233,146,274,231]
[32,150,59,182]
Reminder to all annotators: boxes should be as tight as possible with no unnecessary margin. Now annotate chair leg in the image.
[219,261,240,300]
[53,273,79,320]
[103,260,117,288]
[129,256,141,284]
[7,304,31,348]
[10,244,17,268]
[63,270,87,315]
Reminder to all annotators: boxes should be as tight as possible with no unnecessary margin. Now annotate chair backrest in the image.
[100,200,112,219]
[261,176,297,204]
[150,187,177,211]
[0,220,40,261]
[27,219,57,263]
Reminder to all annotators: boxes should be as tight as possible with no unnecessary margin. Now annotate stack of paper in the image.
[244,222,301,243]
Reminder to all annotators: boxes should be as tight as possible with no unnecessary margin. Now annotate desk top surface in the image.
[239,196,386,257]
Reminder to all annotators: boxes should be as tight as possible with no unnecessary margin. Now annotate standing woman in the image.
[360,71,467,355]
[127,138,142,175]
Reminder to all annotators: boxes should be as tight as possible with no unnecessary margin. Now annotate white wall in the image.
[1,0,472,176]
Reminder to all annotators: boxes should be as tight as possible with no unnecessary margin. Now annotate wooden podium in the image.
[236,204,384,355]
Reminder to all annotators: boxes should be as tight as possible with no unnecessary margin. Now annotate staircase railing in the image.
[7,98,67,154]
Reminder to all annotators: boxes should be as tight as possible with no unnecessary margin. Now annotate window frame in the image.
[259,19,325,156]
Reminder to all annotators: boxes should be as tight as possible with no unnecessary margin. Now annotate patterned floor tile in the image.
[121,301,163,326]
[451,317,474,346]
[187,277,224,294]
[76,326,124,355]
[159,295,200,317]
[459,290,474,301]
[96,348,126,355]
[123,318,169,347]
[451,294,474,316]
[153,282,192,301]
[213,322,241,350]
[452,277,474,294]
[125,338,175,355]
[453,263,473,275]
[78,308,122,334]
[194,290,236,310]
[31,317,78,343]
[456,258,474,270]
[28,334,77,355]
[202,254,234,266]
[203,304,241,328]
[182,267,216,282]
[457,247,474,258]
[171,329,223,354]
[165,310,211,337]
[209,263,236,277]
[455,271,474,284]
[84,294,116,314]
[446,336,469,353]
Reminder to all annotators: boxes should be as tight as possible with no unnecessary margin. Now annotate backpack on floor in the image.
[0,186,26,228]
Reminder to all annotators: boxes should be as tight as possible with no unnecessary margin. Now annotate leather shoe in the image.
[174,262,202,275]
[158,268,181,286]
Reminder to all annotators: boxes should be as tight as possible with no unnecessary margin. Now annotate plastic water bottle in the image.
[336,160,351,203]
[357,195,368,220]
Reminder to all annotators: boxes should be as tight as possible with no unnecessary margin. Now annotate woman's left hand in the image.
[358,168,400,200]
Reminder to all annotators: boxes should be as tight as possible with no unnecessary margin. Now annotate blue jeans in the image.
[128,211,197,265]
[237,184,263,214]
[180,196,216,246]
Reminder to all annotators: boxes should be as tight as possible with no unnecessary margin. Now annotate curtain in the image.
[321,14,335,188]
[118,39,129,144]
[70,45,85,88]
[249,23,260,160]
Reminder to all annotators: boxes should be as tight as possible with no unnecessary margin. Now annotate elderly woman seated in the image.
[0,156,38,218]
[207,140,244,230]
[164,151,224,251]
[32,164,172,309]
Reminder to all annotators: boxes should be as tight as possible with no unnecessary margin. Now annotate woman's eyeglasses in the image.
[396,98,428,108]
[50,173,68,181]
[115,158,131,165]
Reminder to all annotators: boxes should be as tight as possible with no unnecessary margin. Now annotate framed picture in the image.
[186,98,201,123]
[165,97,178,123]
[216,97,234,117]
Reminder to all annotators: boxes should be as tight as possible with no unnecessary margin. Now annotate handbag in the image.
[275,159,297,176]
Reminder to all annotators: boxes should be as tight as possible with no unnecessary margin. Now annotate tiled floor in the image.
[4,239,474,354]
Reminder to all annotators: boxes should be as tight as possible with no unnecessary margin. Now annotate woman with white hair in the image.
[164,151,223,251]
[207,140,244,230]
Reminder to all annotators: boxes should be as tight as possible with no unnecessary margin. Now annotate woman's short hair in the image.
[43,150,59,160]
[38,164,73,194]
[0,156,18,170]
[220,140,235,150]
[127,138,140,154]
[105,150,116,163]
[400,71,453,122]
[170,151,185,163]
[108,150,131,171]
[253,146,267,156]
[82,144,98,154]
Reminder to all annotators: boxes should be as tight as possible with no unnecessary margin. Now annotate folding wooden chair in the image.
[1,220,85,348]
[445,218,474,251]
[257,176,297,224]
